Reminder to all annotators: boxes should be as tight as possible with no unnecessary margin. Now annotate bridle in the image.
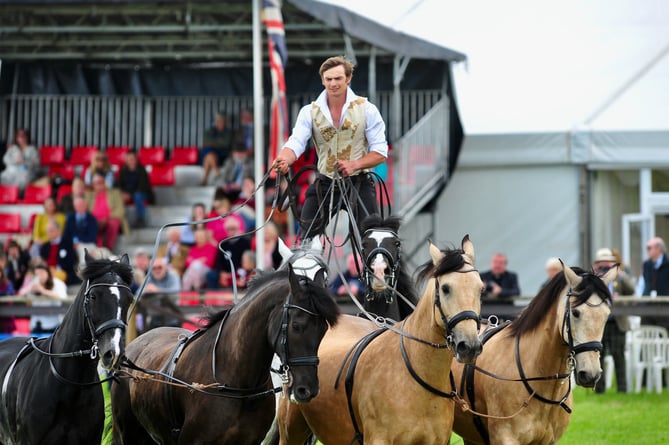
[287,248,329,282]
[561,288,608,364]
[361,228,401,298]
[273,289,323,388]
[433,268,481,347]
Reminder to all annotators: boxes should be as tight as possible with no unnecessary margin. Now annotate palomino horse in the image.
[112,265,340,444]
[276,237,483,445]
[451,264,616,445]
[359,214,418,321]
[0,252,134,445]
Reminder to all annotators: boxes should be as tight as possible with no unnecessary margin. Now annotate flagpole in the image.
[253,0,266,270]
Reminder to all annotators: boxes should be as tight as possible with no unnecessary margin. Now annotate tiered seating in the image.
[0,213,22,233]
[0,185,19,204]
[138,146,166,166]
[39,145,66,166]
[170,146,199,165]
[20,184,52,204]
[148,163,175,186]
[69,145,99,166]
[49,164,77,182]
[106,146,131,167]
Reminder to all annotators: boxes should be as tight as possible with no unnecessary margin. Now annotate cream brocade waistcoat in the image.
[310,97,368,177]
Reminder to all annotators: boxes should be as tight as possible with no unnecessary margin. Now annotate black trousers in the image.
[595,319,627,393]
[299,173,377,240]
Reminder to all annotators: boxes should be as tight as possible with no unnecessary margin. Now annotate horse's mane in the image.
[509,266,613,337]
[361,214,401,234]
[415,245,469,286]
[201,269,340,330]
[79,257,134,285]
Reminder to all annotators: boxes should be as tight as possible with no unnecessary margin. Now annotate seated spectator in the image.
[232,176,256,231]
[260,221,283,270]
[205,218,251,290]
[18,262,68,334]
[236,250,257,289]
[540,257,562,289]
[62,196,99,267]
[57,177,86,215]
[116,150,154,228]
[85,172,129,252]
[329,252,365,297]
[1,128,41,193]
[31,196,67,258]
[157,228,190,278]
[38,220,80,285]
[0,265,17,333]
[84,151,115,189]
[201,111,234,186]
[205,189,245,244]
[215,143,254,194]
[181,229,218,291]
[5,240,31,291]
[131,248,152,293]
[180,202,207,247]
[144,256,181,296]
[480,253,521,304]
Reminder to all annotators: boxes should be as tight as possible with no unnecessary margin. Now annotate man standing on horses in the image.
[272,55,388,244]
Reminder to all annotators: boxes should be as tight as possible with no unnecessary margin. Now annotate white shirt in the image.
[284,87,389,159]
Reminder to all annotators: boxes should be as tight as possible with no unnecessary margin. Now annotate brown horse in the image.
[451,264,616,445]
[276,237,484,445]
[111,266,340,445]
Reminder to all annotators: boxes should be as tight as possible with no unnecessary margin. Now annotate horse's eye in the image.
[441,284,450,295]
[291,322,304,333]
[572,309,581,319]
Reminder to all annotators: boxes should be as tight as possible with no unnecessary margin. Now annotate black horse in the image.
[0,252,134,445]
[359,214,418,322]
[112,265,340,445]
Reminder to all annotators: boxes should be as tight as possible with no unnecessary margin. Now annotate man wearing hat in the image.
[593,247,634,393]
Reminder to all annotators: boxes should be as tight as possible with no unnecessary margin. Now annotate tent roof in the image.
[0,0,464,64]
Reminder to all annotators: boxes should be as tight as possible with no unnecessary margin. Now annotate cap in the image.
[594,248,617,263]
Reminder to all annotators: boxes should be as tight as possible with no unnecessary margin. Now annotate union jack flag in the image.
[262,0,289,164]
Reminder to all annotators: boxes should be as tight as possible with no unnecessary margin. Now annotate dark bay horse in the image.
[451,264,616,445]
[359,214,418,321]
[112,265,340,445]
[0,252,134,445]
[277,237,483,444]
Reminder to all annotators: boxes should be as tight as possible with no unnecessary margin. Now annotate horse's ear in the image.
[313,268,326,287]
[278,237,292,263]
[310,236,323,253]
[84,248,94,264]
[288,263,301,291]
[561,260,582,288]
[461,234,475,264]
[428,240,444,265]
[601,264,618,286]
[119,253,130,265]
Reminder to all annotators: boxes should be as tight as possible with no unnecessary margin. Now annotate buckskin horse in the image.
[0,252,134,445]
[276,237,483,444]
[451,263,615,445]
[112,265,340,444]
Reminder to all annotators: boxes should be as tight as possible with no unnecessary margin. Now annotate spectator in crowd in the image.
[540,257,562,289]
[329,252,365,297]
[143,256,181,296]
[84,151,115,188]
[480,253,521,304]
[201,111,234,186]
[180,202,207,247]
[236,107,255,155]
[637,236,669,327]
[62,195,99,266]
[131,248,152,293]
[116,150,154,228]
[57,177,86,215]
[206,218,251,290]
[260,220,283,270]
[205,189,245,244]
[231,176,257,231]
[272,56,388,245]
[5,240,31,291]
[18,262,68,334]
[592,247,635,394]
[86,172,128,252]
[181,228,218,291]
[38,220,80,285]
[0,264,17,333]
[236,250,256,289]
[216,143,254,194]
[31,196,67,258]
[1,128,41,193]
[157,227,190,278]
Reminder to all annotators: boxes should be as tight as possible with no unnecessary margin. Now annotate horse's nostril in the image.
[294,386,312,401]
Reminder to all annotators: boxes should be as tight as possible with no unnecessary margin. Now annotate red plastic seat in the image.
[49,164,76,182]
[20,184,52,204]
[0,213,22,233]
[106,146,131,166]
[149,163,175,186]
[56,184,73,202]
[138,146,166,166]
[0,185,19,204]
[39,145,66,165]
[170,146,199,165]
[69,145,99,166]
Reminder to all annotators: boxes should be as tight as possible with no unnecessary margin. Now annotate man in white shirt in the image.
[273,55,388,244]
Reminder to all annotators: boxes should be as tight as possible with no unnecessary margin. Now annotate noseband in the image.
[362,228,401,296]
[274,290,322,386]
[433,269,481,347]
[561,289,607,364]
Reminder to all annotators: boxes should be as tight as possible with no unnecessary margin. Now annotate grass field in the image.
[449,386,668,444]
